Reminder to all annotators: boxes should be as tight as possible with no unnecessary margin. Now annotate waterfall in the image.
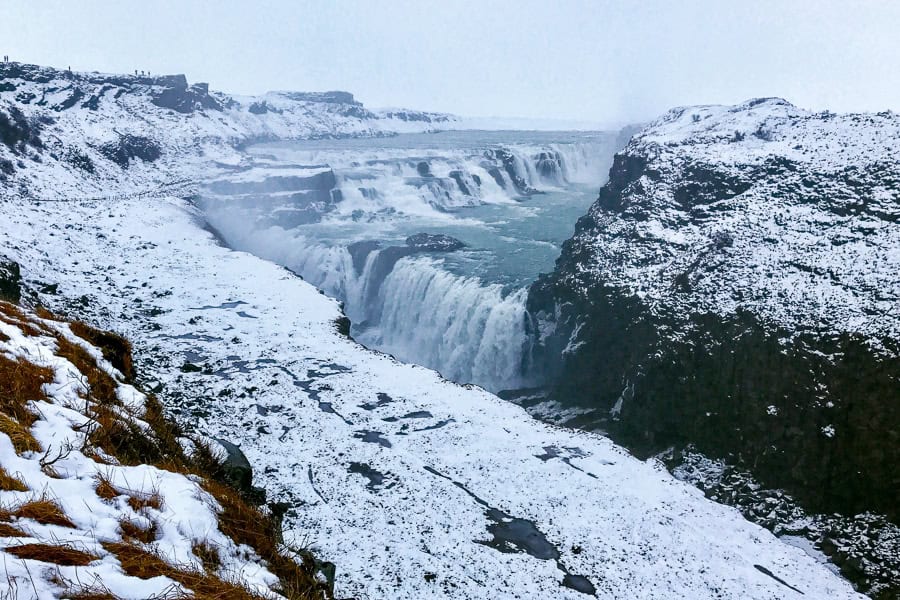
[359,258,532,391]
[202,131,624,393]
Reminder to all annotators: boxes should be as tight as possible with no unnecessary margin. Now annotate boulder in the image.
[213,438,265,503]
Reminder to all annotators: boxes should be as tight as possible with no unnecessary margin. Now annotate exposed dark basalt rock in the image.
[381,109,454,124]
[248,101,282,115]
[151,79,223,113]
[528,100,900,527]
[533,150,566,184]
[64,145,95,173]
[277,91,360,105]
[0,256,22,303]
[347,240,382,276]
[0,103,43,154]
[673,448,900,598]
[99,134,162,168]
[53,87,85,111]
[405,233,466,252]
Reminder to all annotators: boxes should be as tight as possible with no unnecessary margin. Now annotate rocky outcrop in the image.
[405,233,466,251]
[151,76,223,113]
[0,103,43,153]
[0,256,21,302]
[99,134,162,167]
[380,109,455,124]
[0,61,461,200]
[528,99,900,521]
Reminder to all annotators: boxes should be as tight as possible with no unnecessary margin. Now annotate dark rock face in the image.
[99,134,161,168]
[347,240,382,275]
[248,101,283,115]
[0,256,22,303]
[0,104,42,153]
[533,150,565,184]
[381,109,454,124]
[53,87,85,111]
[405,233,466,252]
[213,438,266,504]
[673,449,900,598]
[151,77,222,113]
[416,161,432,177]
[528,100,900,522]
[64,146,95,173]
[278,91,360,105]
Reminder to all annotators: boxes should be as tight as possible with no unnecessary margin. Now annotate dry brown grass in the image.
[70,320,134,381]
[192,540,221,573]
[0,330,9,342]
[0,465,28,491]
[126,489,163,512]
[56,336,120,406]
[104,540,275,600]
[1,496,76,528]
[0,302,48,337]
[0,412,40,454]
[60,591,118,600]
[83,405,159,466]
[202,480,325,599]
[119,517,158,544]
[33,306,60,321]
[0,303,326,599]
[5,542,99,566]
[0,522,27,537]
[0,352,53,455]
[95,473,120,501]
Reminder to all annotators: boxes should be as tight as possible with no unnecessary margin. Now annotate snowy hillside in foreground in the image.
[0,302,325,599]
[0,62,459,199]
[0,195,863,599]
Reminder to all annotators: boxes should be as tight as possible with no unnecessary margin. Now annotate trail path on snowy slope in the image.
[0,197,862,599]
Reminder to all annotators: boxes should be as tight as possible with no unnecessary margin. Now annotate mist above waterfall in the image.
[202,130,624,391]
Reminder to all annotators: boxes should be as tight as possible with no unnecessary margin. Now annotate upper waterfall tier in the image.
[201,130,628,391]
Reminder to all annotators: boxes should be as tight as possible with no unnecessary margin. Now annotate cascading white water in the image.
[203,130,624,393]
[359,258,531,390]
[206,230,534,390]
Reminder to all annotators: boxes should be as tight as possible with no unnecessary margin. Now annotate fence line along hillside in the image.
[1,179,199,203]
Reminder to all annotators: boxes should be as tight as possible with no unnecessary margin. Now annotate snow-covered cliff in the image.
[529,97,900,532]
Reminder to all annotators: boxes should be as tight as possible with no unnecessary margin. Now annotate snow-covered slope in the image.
[0,302,324,599]
[0,62,458,199]
[527,98,900,563]
[0,193,863,598]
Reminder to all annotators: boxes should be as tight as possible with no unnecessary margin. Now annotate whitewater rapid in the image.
[202,130,624,391]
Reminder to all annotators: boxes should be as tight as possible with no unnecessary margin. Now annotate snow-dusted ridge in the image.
[0,63,868,597]
[0,62,458,200]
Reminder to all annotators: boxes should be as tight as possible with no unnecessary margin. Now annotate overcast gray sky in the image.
[2,0,898,124]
